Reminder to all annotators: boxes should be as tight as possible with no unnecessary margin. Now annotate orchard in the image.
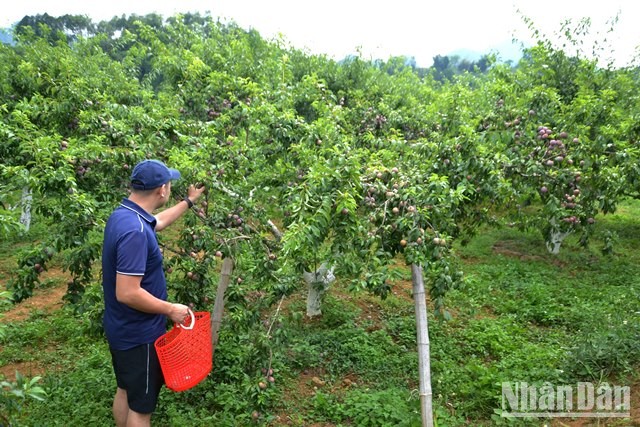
[1,12,639,426]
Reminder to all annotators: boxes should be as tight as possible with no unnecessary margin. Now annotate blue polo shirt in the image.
[102,198,168,350]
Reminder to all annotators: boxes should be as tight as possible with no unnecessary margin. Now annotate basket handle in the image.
[178,308,195,330]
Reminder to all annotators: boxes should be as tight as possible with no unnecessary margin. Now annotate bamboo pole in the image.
[411,263,434,427]
[211,257,234,358]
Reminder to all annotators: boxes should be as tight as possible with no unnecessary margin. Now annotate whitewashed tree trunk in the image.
[19,187,32,232]
[545,219,571,255]
[411,263,434,427]
[546,230,571,254]
[267,220,283,240]
[264,220,336,318]
[303,263,335,317]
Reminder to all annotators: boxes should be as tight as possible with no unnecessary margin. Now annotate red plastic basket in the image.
[154,310,212,392]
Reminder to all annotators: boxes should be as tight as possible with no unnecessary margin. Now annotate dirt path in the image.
[0,268,69,380]
[2,281,67,323]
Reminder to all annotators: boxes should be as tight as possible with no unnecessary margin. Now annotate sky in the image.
[2,0,639,68]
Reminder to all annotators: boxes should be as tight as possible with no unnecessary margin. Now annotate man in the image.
[102,159,206,426]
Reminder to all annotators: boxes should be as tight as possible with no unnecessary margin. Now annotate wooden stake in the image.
[412,263,434,427]
[211,257,234,357]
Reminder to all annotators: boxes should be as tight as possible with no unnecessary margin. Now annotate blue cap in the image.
[130,160,181,190]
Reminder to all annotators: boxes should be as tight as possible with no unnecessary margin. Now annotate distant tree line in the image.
[8,13,500,82]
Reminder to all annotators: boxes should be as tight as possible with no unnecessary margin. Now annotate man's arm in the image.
[155,184,206,231]
[154,199,191,232]
[115,273,189,324]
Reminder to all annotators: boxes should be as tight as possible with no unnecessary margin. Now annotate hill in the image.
[0,28,14,45]
[446,38,525,64]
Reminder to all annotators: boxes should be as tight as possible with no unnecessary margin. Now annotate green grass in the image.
[1,199,639,426]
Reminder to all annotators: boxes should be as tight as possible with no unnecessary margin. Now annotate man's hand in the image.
[187,184,206,203]
[167,303,191,325]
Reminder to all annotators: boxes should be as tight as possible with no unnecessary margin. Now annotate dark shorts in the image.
[110,343,165,414]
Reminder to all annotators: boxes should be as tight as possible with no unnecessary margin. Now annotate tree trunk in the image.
[546,230,570,254]
[303,263,335,317]
[263,219,336,318]
[545,219,571,254]
[211,257,233,358]
[411,263,434,427]
[19,186,32,232]
[267,219,283,241]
